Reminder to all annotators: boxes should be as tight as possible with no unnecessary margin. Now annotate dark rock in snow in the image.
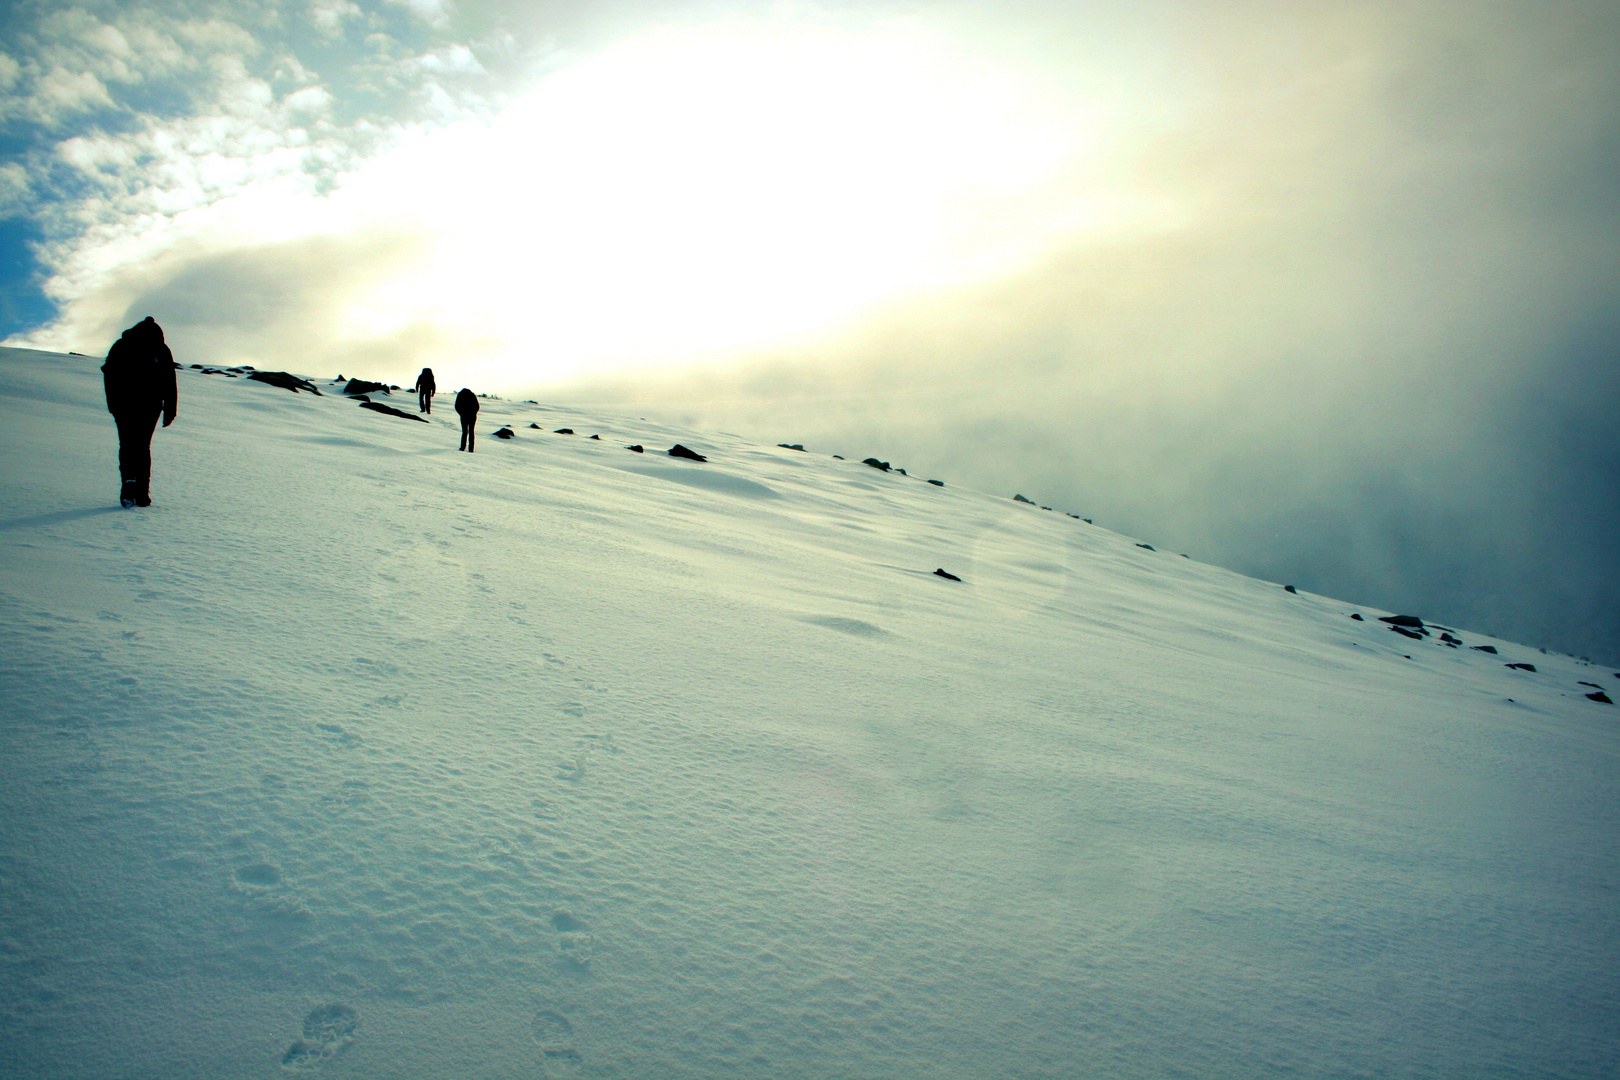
[1579,681,1603,689]
[342,378,389,396]
[1505,663,1537,672]
[669,444,707,462]
[1136,543,1155,551]
[832,455,844,460]
[1041,505,1052,511]
[1390,625,1424,640]
[352,394,370,402]
[779,443,805,451]
[934,568,962,581]
[359,401,428,423]
[554,428,574,435]
[1472,645,1498,653]
[493,426,515,439]
[627,445,644,453]
[529,423,540,429]
[1013,494,1035,504]
[1379,615,1425,628]
[1284,585,1297,594]
[863,458,891,472]
[1439,632,1463,645]
[590,434,600,440]
[928,479,945,487]
[897,468,907,476]
[1083,518,1092,524]
[1588,691,1614,704]
[1350,613,1364,621]
[248,371,322,395]
[190,363,202,369]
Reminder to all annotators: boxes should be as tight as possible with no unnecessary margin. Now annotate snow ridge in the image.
[1,347,1616,1078]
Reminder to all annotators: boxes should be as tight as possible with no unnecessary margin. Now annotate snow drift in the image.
[0,347,1615,1078]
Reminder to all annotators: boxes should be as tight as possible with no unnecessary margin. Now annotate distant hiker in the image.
[455,388,479,452]
[102,316,177,507]
[415,367,436,413]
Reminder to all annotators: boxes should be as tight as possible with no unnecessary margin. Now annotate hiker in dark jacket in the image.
[415,367,436,413]
[102,316,177,507]
[455,388,479,452]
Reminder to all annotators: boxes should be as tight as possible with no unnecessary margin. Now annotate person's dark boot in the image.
[120,481,138,508]
[135,482,152,508]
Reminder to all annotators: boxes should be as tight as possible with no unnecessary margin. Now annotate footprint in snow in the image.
[315,722,362,747]
[281,1004,358,1071]
[235,862,281,888]
[580,732,619,754]
[232,862,313,921]
[549,911,596,971]
[552,910,589,933]
[556,751,588,782]
[533,1009,583,1075]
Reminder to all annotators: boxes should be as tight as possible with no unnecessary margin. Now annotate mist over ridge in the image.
[542,204,1620,665]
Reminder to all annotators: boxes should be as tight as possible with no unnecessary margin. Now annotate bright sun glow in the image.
[327,16,1099,381]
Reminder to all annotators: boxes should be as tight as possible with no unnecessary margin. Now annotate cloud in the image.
[398,42,483,76]
[310,0,363,37]
[281,84,334,118]
[76,225,460,373]
[16,11,1097,380]
[385,0,454,31]
[0,164,29,217]
[0,7,236,129]
[3,0,508,336]
[13,66,116,124]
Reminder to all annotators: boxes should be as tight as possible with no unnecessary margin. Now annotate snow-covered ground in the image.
[1,346,1615,1079]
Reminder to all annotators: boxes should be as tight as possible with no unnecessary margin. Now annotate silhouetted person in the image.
[102,316,177,507]
[415,367,436,413]
[455,388,478,452]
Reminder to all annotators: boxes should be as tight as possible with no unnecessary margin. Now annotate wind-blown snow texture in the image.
[1,347,1616,1079]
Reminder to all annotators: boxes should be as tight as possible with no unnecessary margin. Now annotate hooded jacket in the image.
[103,317,178,422]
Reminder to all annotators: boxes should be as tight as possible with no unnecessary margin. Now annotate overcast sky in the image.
[2,0,1617,661]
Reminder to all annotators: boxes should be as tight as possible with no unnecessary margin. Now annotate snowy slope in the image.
[0,346,1616,1080]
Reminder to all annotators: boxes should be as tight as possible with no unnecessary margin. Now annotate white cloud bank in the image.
[13,9,1128,385]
